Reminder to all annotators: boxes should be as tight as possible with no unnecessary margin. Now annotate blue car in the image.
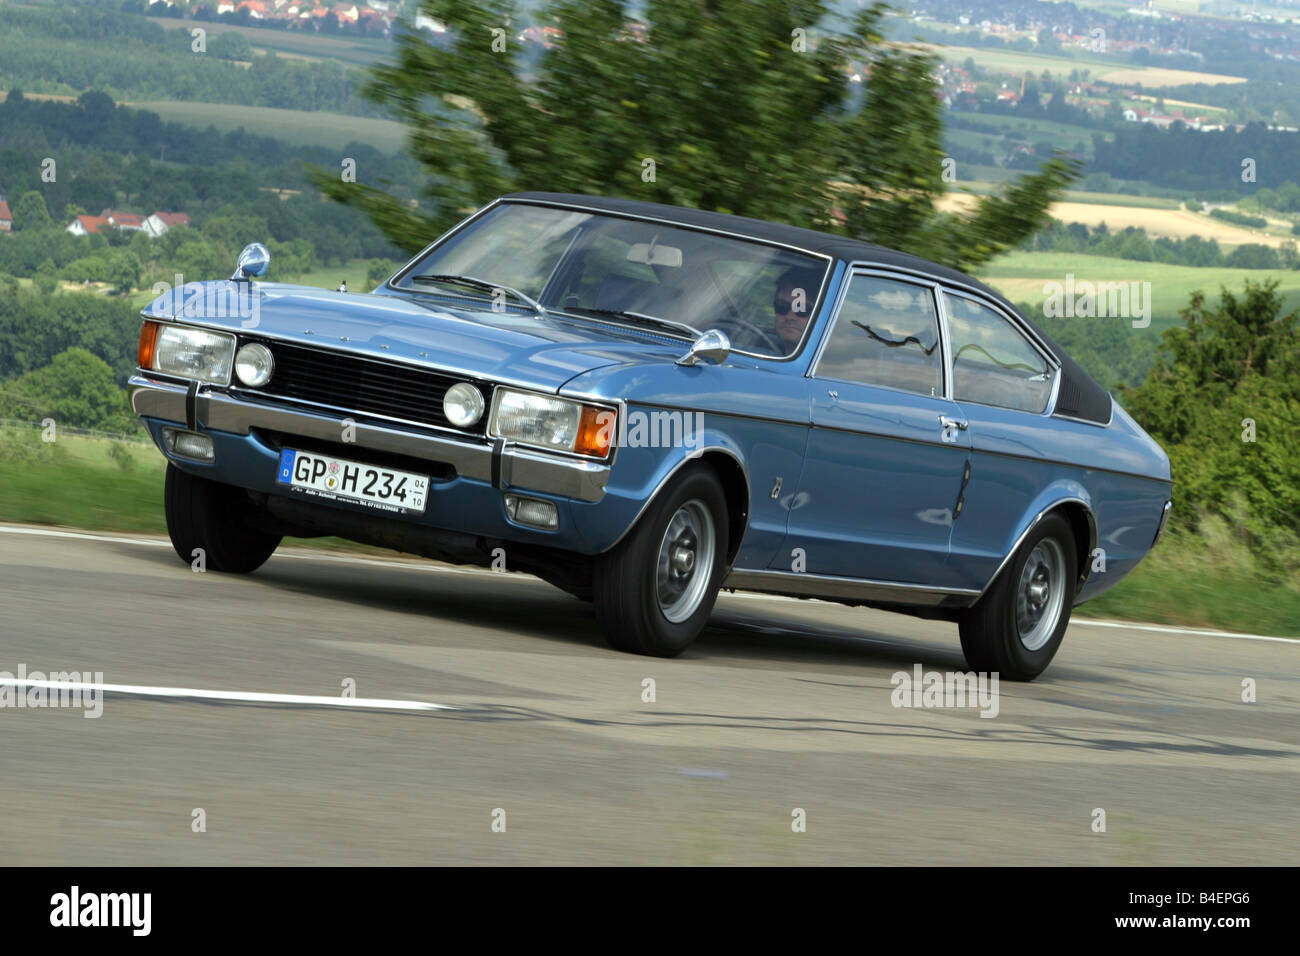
[130,193,1172,680]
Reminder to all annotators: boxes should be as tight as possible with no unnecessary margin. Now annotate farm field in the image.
[976,250,1300,323]
[145,15,392,67]
[937,193,1296,248]
[924,42,1248,87]
[125,100,407,153]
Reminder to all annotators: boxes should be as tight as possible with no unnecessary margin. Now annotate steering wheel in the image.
[720,316,783,355]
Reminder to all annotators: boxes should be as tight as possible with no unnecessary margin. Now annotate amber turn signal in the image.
[138,320,160,370]
[574,405,616,458]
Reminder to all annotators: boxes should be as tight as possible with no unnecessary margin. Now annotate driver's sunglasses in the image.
[774,294,807,316]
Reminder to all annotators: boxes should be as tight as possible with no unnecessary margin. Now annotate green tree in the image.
[367,259,399,285]
[13,190,52,231]
[1123,281,1300,553]
[315,0,1078,270]
[209,31,254,61]
[0,348,134,431]
[107,249,142,294]
[34,258,59,296]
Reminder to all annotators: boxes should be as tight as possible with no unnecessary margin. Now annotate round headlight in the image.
[443,382,485,427]
[234,343,274,388]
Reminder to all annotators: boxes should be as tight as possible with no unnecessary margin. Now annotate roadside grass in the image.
[0,428,167,533]
[2,428,1294,637]
[1076,523,1300,637]
[0,429,392,554]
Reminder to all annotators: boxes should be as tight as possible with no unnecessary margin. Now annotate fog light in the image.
[162,428,215,462]
[234,343,274,387]
[504,493,558,530]
[444,382,485,427]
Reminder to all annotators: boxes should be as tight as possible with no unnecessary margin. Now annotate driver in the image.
[772,267,820,354]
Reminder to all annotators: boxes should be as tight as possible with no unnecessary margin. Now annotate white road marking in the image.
[0,677,453,711]
[1068,618,1296,643]
[2,524,1295,643]
[0,525,170,548]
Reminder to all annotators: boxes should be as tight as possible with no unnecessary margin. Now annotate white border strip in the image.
[1070,618,1296,644]
[0,678,454,712]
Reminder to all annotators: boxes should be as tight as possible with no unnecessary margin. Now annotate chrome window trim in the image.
[1053,397,1116,429]
[807,266,949,400]
[856,259,1063,365]
[939,286,1061,418]
[386,196,836,364]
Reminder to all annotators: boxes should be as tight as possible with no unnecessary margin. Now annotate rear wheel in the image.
[959,513,1076,681]
[164,464,281,573]
[593,465,728,657]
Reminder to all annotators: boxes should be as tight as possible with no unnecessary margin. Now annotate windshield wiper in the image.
[563,306,704,340]
[408,273,547,318]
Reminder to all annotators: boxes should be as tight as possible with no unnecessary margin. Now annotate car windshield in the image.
[392,202,829,357]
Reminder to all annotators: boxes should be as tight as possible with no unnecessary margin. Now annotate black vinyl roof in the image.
[504,192,1113,423]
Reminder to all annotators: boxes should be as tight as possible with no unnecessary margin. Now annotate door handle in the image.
[939,415,968,431]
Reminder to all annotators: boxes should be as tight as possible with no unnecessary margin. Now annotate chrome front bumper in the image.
[128,375,609,503]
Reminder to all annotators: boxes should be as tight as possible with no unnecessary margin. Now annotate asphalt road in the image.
[1,525,1297,865]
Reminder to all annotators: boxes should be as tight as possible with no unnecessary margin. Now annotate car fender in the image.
[564,416,752,560]
[976,481,1097,601]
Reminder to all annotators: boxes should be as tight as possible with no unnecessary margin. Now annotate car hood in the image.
[142,281,687,391]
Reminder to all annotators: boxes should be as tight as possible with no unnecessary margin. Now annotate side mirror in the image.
[676,328,731,367]
[232,242,270,281]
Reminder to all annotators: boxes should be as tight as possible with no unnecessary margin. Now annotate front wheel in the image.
[958,513,1076,681]
[164,464,282,573]
[593,464,729,657]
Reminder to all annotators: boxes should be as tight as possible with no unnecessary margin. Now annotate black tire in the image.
[593,464,729,657]
[164,464,282,574]
[958,513,1076,681]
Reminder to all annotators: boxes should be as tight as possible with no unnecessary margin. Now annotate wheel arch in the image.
[603,445,752,566]
[976,493,1097,603]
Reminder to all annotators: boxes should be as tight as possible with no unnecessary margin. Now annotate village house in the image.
[66,210,190,237]
[0,199,12,232]
[102,209,146,231]
[66,215,110,236]
[143,211,192,237]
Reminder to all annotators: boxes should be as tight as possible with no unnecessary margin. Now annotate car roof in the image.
[502,192,1113,424]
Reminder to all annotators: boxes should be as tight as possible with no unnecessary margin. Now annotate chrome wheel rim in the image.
[1016,538,1066,652]
[656,500,716,624]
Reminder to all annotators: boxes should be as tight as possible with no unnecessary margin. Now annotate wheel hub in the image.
[655,501,716,624]
[671,542,695,574]
[1015,539,1066,652]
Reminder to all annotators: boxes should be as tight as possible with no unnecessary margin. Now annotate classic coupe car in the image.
[130,193,1172,680]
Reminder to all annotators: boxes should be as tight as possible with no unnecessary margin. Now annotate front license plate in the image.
[276,448,428,515]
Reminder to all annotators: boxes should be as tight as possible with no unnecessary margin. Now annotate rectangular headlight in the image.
[490,389,615,458]
[150,324,236,385]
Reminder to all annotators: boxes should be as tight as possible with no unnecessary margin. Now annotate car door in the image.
[939,289,1062,590]
[780,270,971,584]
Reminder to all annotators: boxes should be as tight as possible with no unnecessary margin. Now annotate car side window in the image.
[943,292,1053,414]
[815,275,942,397]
